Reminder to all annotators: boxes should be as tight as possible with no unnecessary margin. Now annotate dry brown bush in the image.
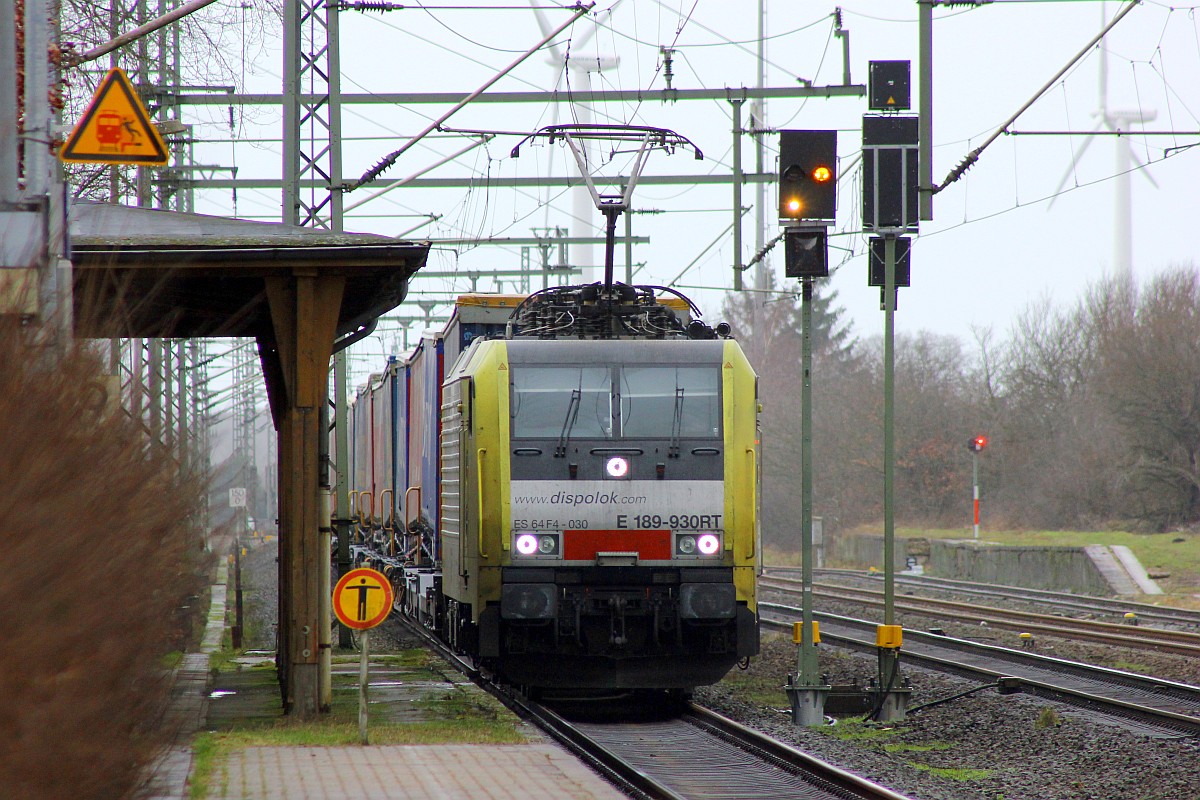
[0,323,209,800]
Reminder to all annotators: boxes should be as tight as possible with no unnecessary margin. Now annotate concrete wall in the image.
[829,535,1114,595]
[828,534,928,571]
[928,540,1114,595]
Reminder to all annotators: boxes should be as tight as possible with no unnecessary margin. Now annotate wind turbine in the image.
[532,2,622,282]
[1052,2,1157,284]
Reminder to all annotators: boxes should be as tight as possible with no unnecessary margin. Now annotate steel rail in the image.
[390,608,916,798]
[760,605,1200,738]
[390,613,675,799]
[762,575,1200,657]
[780,567,1200,629]
[685,705,915,800]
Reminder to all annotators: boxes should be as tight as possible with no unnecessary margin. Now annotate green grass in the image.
[206,647,245,675]
[813,718,903,743]
[199,716,524,748]
[1111,660,1153,675]
[909,763,992,781]
[716,656,791,707]
[1035,706,1062,729]
[188,734,220,800]
[883,741,954,753]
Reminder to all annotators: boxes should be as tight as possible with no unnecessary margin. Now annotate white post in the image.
[358,629,370,745]
[972,451,980,540]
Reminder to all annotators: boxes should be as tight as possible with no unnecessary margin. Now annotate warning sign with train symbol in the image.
[59,67,169,166]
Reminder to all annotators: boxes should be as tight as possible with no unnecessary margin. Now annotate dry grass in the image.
[0,322,210,800]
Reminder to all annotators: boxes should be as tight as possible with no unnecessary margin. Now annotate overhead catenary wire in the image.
[934,0,1141,194]
[347,2,594,191]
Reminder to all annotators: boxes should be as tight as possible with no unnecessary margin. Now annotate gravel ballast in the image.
[696,623,1199,800]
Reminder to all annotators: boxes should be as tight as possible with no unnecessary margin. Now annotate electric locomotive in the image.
[349,283,761,689]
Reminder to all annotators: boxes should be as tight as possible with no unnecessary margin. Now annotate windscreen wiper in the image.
[669,387,684,459]
[555,389,581,458]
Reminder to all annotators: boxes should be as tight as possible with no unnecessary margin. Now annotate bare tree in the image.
[981,294,1125,528]
[1094,268,1200,529]
[721,278,859,545]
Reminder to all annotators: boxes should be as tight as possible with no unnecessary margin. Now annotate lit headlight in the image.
[606,456,629,478]
[514,532,559,558]
[676,532,721,557]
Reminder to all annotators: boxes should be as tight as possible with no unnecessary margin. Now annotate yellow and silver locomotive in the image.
[350,283,760,689]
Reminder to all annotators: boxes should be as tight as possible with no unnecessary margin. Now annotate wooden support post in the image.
[260,269,346,718]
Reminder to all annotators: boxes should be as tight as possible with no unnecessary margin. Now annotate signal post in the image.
[968,435,988,539]
[863,61,919,722]
[777,128,836,726]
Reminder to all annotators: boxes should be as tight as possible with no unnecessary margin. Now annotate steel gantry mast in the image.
[283,0,342,229]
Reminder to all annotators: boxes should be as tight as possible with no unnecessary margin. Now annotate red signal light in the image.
[967,435,988,452]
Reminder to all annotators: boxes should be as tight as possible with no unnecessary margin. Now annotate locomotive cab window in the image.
[511,364,720,440]
[510,366,612,439]
[619,366,720,439]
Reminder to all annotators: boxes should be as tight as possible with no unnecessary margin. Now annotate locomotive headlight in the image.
[676,532,722,557]
[515,533,539,555]
[514,532,559,558]
[606,456,629,478]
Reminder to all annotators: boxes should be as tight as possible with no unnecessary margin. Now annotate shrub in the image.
[0,323,209,800]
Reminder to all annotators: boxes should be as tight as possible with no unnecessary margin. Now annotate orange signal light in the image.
[812,165,833,182]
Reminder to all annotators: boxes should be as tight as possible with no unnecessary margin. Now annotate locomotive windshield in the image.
[619,366,720,438]
[510,366,611,439]
[510,364,720,440]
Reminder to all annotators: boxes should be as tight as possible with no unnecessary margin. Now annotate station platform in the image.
[214,744,620,800]
[145,565,624,800]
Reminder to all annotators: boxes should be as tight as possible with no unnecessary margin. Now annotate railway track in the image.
[528,700,915,800]
[393,613,914,799]
[775,567,1200,630]
[761,573,1200,658]
[760,602,1200,738]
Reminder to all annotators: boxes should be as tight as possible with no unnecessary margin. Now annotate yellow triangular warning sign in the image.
[887,96,896,106]
[59,68,169,166]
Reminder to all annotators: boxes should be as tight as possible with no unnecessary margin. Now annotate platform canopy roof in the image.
[68,200,429,339]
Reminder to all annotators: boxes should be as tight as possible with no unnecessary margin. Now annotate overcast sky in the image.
[184,0,1200,380]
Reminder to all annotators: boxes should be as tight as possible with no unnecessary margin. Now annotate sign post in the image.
[332,567,394,744]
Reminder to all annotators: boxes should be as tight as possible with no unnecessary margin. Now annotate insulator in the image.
[341,1,404,11]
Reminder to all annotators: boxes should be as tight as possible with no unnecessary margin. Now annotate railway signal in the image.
[778,129,837,221]
[778,127,838,727]
[968,434,988,540]
[862,67,922,724]
[783,227,829,279]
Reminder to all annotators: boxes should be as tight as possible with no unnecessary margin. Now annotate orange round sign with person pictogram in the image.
[333,568,394,630]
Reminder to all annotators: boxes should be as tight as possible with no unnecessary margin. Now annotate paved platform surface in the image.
[144,556,625,799]
[214,744,624,799]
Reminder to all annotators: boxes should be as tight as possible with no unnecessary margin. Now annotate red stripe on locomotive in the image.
[562,529,671,560]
